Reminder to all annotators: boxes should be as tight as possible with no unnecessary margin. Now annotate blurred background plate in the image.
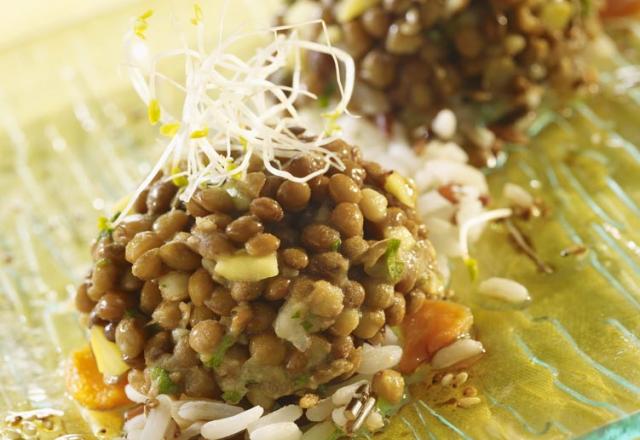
[0,1,639,438]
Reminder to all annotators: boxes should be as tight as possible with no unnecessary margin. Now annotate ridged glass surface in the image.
[0,4,639,439]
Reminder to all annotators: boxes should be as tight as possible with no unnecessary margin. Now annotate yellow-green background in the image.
[0,1,639,438]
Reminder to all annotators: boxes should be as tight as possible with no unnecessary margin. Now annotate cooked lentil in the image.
[76,143,445,407]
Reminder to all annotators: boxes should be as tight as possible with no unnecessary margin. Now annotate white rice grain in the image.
[247,405,302,434]
[478,277,530,304]
[124,385,147,404]
[178,401,243,422]
[176,422,204,440]
[431,339,485,370]
[331,380,369,406]
[364,409,385,432]
[140,395,172,440]
[503,183,534,208]
[305,398,334,422]
[250,422,302,440]
[300,421,336,440]
[201,406,264,440]
[331,407,348,428]
[431,109,457,140]
[124,414,145,432]
[357,344,403,375]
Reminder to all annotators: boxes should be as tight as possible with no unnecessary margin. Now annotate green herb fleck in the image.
[328,429,345,440]
[205,335,235,369]
[318,81,336,109]
[330,239,342,252]
[301,320,313,332]
[464,257,479,281]
[384,238,405,283]
[222,390,243,404]
[149,367,178,395]
[316,383,328,396]
[291,310,301,319]
[293,373,310,388]
[124,308,139,318]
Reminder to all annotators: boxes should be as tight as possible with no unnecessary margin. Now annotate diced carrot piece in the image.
[66,345,131,410]
[398,300,473,373]
[601,0,640,17]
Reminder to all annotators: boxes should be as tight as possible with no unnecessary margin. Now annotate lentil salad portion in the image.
[284,0,601,163]
[74,141,480,438]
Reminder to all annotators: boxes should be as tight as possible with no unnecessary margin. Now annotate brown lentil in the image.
[75,282,95,313]
[158,241,201,271]
[329,174,362,204]
[153,210,189,240]
[342,280,366,308]
[301,224,341,252]
[188,268,214,306]
[125,232,163,263]
[354,309,386,339]
[152,301,182,330]
[192,187,235,214]
[245,302,277,335]
[88,259,119,301]
[147,181,178,215]
[249,333,287,366]
[372,370,405,404]
[331,335,355,359]
[140,281,162,315]
[189,305,216,326]
[341,236,369,260]
[363,281,395,309]
[276,181,311,211]
[131,248,164,281]
[112,214,154,246]
[245,233,280,256]
[225,216,264,243]
[115,318,145,359]
[189,320,225,354]
[264,276,291,301]
[308,281,344,318]
[95,292,128,321]
[281,247,309,270]
[331,308,360,337]
[331,203,364,237]
[205,287,236,316]
[385,292,406,326]
[230,281,264,302]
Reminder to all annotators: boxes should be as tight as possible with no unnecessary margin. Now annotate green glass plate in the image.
[0,3,639,438]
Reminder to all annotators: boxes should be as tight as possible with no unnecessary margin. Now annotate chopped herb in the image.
[190,127,209,139]
[384,238,405,283]
[464,257,479,281]
[318,81,336,109]
[149,367,178,395]
[148,99,161,125]
[328,429,345,440]
[293,373,310,388]
[330,239,342,252]
[301,320,313,332]
[124,308,139,318]
[291,310,301,319]
[316,383,328,396]
[222,390,243,404]
[205,335,235,369]
[160,122,180,137]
